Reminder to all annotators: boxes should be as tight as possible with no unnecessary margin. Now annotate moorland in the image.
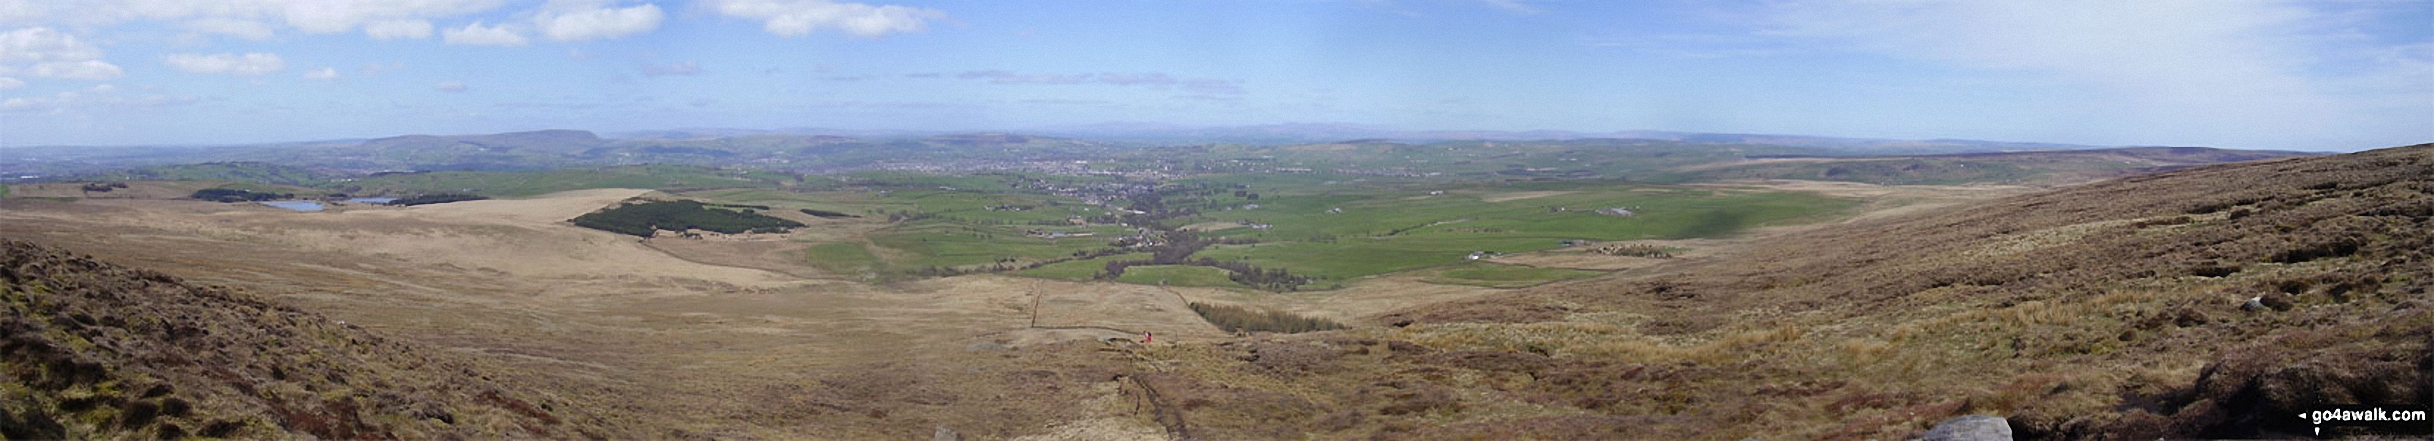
[6,129,2420,439]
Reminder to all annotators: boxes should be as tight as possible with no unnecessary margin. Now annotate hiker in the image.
[1142,331,1153,344]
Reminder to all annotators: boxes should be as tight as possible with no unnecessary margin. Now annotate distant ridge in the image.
[360,129,605,152]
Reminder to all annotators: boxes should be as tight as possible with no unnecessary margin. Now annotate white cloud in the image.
[15,0,506,35]
[184,18,276,40]
[0,77,21,89]
[434,81,466,92]
[1481,0,1538,14]
[303,66,338,79]
[364,19,434,40]
[1,89,194,113]
[641,60,702,77]
[1,27,101,63]
[26,60,123,80]
[538,3,663,41]
[283,0,505,33]
[0,2,47,27]
[0,28,123,80]
[443,21,527,46]
[709,0,944,38]
[162,52,286,75]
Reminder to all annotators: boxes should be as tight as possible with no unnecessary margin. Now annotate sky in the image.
[0,0,2428,151]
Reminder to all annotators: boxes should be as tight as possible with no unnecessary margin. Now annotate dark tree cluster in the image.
[387,193,490,206]
[570,200,805,237]
[1100,256,1310,292]
[190,188,292,203]
[798,208,860,219]
[1187,302,1345,334]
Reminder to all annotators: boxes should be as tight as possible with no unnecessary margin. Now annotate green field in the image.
[803,242,884,278]
[77,157,1858,290]
[1113,265,1239,287]
[1178,181,1855,285]
[1014,253,1149,281]
[1423,262,1607,288]
[668,173,1856,289]
[864,220,1121,270]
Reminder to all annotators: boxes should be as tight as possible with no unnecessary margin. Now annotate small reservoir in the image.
[258,201,325,212]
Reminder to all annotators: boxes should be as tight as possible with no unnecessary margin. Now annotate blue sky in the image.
[1,0,2427,151]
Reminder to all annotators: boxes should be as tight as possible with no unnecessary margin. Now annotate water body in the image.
[345,197,398,204]
[258,201,324,212]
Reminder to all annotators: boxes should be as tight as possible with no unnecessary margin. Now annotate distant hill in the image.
[1142,143,2431,439]
[0,239,624,439]
[360,129,604,153]
[6,127,2312,191]
[1029,123,2117,153]
[73,162,334,186]
[1662,146,2318,185]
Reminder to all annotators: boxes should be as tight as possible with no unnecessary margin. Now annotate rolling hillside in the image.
[1665,146,2315,185]
[1130,144,2430,439]
[0,239,626,439]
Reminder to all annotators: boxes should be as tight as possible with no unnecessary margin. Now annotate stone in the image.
[1920,414,2011,441]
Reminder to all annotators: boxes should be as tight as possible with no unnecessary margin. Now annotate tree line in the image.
[1188,302,1344,334]
[571,200,805,237]
[190,188,292,202]
[388,193,490,206]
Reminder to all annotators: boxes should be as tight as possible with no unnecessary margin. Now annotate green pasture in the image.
[864,220,1120,269]
[1014,252,1150,281]
[803,242,884,277]
[1113,265,1239,288]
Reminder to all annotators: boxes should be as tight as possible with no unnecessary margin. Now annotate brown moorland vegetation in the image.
[0,239,625,439]
[1131,143,2431,439]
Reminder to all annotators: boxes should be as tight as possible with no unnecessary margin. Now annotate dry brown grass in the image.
[1118,144,2434,440]
[0,189,1218,438]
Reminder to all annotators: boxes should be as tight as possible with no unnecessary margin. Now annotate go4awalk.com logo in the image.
[2300,405,2430,437]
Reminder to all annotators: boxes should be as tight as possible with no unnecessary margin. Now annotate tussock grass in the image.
[1188,302,1346,334]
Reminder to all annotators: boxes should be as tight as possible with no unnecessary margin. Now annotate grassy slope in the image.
[1188,182,1855,285]
[1132,144,2434,440]
[1113,265,1239,288]
[865,220,1113,270]
[802,242,883,277]
[1661,147,2315,186]
[0,239,623,439]
[1423,262,1606,288]
[1013,253,1149,281]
